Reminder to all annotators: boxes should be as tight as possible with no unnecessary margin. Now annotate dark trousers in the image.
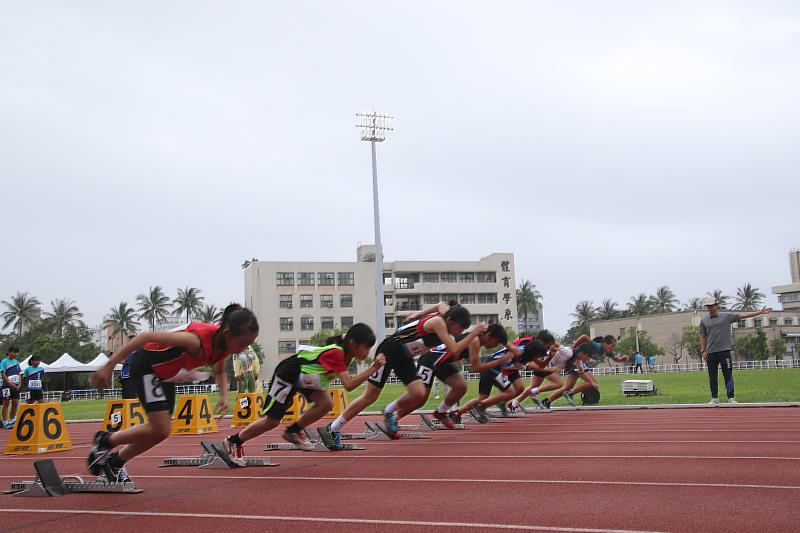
[634,364,643,374]
[707,350,734,399]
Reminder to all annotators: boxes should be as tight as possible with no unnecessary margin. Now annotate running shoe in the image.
[282,429,316,451]
[3,421,13,429]
[383,410,400,437]
[433,411,455,429]
[447,412,462,425]
[223,437,247,466]
[87,431,112,475]
[541,397,552,411]
[727,398,738,404]
[708,398,720,406]
[507,400,519,414]
[564,391,577,407]
[318,423,345,451]
[498,402,509,416]
[529,391,545,409]
[100,463,132,484]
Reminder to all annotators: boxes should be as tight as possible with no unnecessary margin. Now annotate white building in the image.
[245,245,517,376]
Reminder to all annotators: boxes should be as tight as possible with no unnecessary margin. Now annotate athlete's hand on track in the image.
[372,354,386,368]
[215,398,229,417]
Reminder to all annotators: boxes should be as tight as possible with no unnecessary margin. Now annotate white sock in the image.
[436,402,452,414]
[530,387,539,396]
[330,415,347,432]
[384,400,399,414]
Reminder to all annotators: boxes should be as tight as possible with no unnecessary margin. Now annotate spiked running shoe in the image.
[433,411,455,429]
[283,429,316,451]
[101,463,132,483]
[319,423,345,451]
[87,431,112,476]
[447,412,462,425]
[564,391,577,407]
[223,437,247,467]
[530,392,545,409]
[383,410,400,438]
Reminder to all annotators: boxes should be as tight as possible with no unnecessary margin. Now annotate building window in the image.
[754,318,763,327]
[383,273,393,285]
[422,272,439,283]
[472,314,499,325]
[769,318,778,327]
[298,272,315,286]
[321,316,334,330]
[299,339,311,346]
[738,320,747,328]
[477,293,497,304]
[300,294,313,308]
[476,272,497,283]
[280,317,293,331]
[301,316,314,331]
[338,272,354,286]
[423,294,439,305]
[341,316,354,329]
[340,294,353,308]
[395,277,412,289]
[442,294,457,303]
[458,272,475,283]
[384,295,393,306]
[785,318,794,326]
[385,316,395,328]
[459,294,476,304]
[320,295,334,308]
[278,341,295,354]
[441,272,458,283]
[279,295,292,309]
[620,328,626,337]
[277,272,294,286]
[318,272,335,286]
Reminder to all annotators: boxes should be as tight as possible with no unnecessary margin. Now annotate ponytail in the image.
[215,303,259,350]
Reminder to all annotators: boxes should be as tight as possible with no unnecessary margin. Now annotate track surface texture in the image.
[2,406,799,532]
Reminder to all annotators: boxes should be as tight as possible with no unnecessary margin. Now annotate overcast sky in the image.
[1,1,798,336]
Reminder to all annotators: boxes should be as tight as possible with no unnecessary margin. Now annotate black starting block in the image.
[160,441,278,468]
[419,413,467,431]
[364,420,430,440]
[486,407,528,418]
[5,460,142,497]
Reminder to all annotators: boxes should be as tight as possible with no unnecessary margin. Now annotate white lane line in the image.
[2,474,794,492]
[0,508,662,532]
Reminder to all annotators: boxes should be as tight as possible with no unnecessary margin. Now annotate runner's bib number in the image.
[142,374,166,404]
[494,373,510,388]
[1,388,9,398]
[28,379,42,389]
[9,375,20,385]
[417,365,434,386]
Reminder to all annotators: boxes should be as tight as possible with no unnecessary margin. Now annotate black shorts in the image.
[27,390,43,402]
[533,369,553,378]
[506,370,522,383]
[1,387,20,401]
[129,350,177,414]
[478,371,513,396]
[260,356,315,421]
[367,338,421,388]
[416,352,460,387]
[120,377,137,399]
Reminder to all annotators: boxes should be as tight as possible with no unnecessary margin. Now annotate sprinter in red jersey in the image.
[87,304,258,483]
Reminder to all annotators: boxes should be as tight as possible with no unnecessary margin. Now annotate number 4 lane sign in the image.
[171,395,218,435]
[3,403,72,455]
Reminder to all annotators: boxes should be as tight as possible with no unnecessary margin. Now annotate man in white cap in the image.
[699,297,772,405]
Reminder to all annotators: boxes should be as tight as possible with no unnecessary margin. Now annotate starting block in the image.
[263,427,365,452]
[419,413,467,431]
[160,441,278,468]
[485,407,528,418]
[5,460,142,497]
[364,421,430,440]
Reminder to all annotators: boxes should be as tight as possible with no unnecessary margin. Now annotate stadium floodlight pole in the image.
[356,111,394,342]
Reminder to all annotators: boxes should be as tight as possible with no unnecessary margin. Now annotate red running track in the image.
[1,406,799,532]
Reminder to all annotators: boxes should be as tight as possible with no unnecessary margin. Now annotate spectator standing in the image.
[647,354,656,373]
[1,347,22,428]
[700,297,772,405]
[633,352,643,374]
[23,354,45,404]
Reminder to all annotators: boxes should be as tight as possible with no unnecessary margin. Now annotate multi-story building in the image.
[772,249,800,310]
[245,244,517,375]
[517,305,544,335]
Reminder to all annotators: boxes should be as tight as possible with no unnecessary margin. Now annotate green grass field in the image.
[55,369,800,420]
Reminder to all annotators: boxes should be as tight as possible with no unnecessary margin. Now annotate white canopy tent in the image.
[85,353,123,371]
[46,353,90,372]
[19,355,49,372]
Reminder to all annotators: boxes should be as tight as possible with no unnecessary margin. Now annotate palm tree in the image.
[1,292,42,336]
[597,298,619,320]
[197,304,223,324]
[42,298,84,337]
[570,300,596,336]
[627,293,651,316]
[103,302,140,348]
[734,283,765,311]
[707,289,730,309]
[650,286,678,314]
[684,297,704,310]
[516,280,542,333]
[137,286,171,331]
[241,258,259,269]
[173,287,204,323]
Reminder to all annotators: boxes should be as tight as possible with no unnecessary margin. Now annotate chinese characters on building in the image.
[499,259,513,323]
